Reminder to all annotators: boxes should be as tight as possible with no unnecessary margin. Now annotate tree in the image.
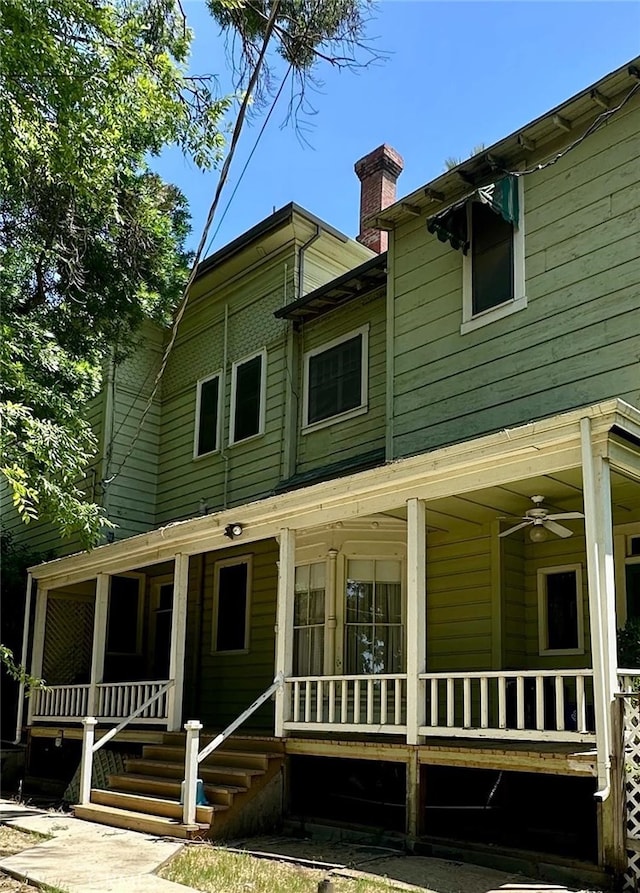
[1,0,377,547]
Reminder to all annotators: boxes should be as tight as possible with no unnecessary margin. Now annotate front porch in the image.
[16,400,640,879]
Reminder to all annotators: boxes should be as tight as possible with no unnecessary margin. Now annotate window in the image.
[294,563,326,675]
[344,559,403,674]
[230,350,265,444]
[462,177,525,333]
[537,565,584,655]
[194,372,221,457]
[303,326,369,429]
[625,535,640,621]
[212,556,251,653]
[106,574,144,655]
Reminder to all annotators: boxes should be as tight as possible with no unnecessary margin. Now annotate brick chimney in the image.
[354,144,404,253]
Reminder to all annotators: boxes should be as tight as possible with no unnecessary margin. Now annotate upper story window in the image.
[230,349,266,445]
[194,372,222,458]
[303,325,369,431]
[427,175,525,335]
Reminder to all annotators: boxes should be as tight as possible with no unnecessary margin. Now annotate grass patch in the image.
[0,827,46,859]
[159,846,408,893]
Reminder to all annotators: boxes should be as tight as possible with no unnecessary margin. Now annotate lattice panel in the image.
[64,748,130,805]
[623,694,640,890]
[42,598,93,684]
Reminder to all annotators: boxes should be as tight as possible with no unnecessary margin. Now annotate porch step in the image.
[90,788,224,824]
[125,758,261,788]
[108,772,246,806]
[73,802,206,838]
[143,745,274,770]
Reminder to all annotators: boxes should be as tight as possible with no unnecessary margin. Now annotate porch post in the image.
[15,573,34,742]
[581,417,621,870]
[167,552,189,731]
[406,498,427,745]
[27,585,48,725]
[275,528,295,738]
[324,549,338,674]
[88,574,110,716]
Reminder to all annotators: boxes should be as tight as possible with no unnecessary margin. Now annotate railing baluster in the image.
[342,680,348,723]
[304,680,311,723]
[293,681,300,722]
[446,678,454,727]
[329,680,336,723]
[480,677,488,728]
[367,679,374,724]
[380,679,387,725]
[498,676,507,729]
[316,680,323,723]
[536,675,544,731]
[555,675,565,731]
[576,675,586,732]
[354,679,361,724]
[516,675,525,729]
[395,677,402,725]
[463,677,471,728]
[116,686,123,717]
[430,678,438,726]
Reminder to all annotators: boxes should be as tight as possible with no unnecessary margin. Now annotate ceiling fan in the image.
[499,495,585,541]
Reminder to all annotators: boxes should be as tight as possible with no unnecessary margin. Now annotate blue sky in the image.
[153,1,640,254]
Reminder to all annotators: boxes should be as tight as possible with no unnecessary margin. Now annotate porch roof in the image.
[30,399,640,588]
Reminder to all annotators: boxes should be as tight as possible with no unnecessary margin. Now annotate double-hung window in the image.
[427,175,525,334]
[344,559,404,674]
[293,563,326,675]
[230,349,266,444]
[303,326,369,429]
[212,556,251,653]
[194,372,222,458]
[537,564,584,655]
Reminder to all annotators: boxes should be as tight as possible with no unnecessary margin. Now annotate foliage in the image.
[1,0,233,546]
[618,617,640,669]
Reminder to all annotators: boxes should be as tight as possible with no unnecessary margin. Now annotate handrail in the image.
[182,674,283,825]
[419,669,594,680]
[78,680,174,806]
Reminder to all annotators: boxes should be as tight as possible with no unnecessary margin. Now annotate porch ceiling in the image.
[381,467,640,540]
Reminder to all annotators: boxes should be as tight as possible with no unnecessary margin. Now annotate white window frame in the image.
[461,176,526,335]
[302,324,369,434]
[211,554,252,655]
[229,349,267,446]
[293,561,327,677]
[193,370,222,459]
[106,572,145,656]
[537,563,584,656]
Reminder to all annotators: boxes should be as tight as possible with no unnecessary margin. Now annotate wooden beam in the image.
[552,114,572,132]
[167,553,189,731]
[27,586,48,725]
[275,529,295,737]
[406,499,426,745]
[89,574,109,715]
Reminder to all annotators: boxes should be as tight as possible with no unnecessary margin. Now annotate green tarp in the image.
[426,175,519,254]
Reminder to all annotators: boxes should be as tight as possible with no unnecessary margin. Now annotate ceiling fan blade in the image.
[543,519,574,538]
[546,512,585,521]
[499,521,531,538]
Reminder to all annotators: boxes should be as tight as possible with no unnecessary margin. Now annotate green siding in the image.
[295,291,386,475]
[184,539,278,731]
[426,534,493,671]
[392,93,640,459]
[502,534,526,668]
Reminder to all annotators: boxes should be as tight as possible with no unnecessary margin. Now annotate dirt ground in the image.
[225,835,594,893]
[0,826,44,892]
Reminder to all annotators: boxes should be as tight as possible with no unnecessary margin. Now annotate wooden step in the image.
[108,772,246,806]
[73,803,206,838]
[125,758,262,788]
[162,732,285,755]
[90,788,223,824]
[142,745,272,771]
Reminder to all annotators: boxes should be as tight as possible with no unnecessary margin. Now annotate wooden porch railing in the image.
[283,674,407,734]
[31,680,172,725]
[419,669,596,741]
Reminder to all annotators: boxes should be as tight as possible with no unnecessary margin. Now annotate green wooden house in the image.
[8,57,640,888]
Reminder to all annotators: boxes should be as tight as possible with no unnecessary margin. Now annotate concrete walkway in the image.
[0,801,193,893]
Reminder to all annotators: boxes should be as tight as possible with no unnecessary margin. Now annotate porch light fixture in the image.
[224,523,243,540]
[529,524,549,543]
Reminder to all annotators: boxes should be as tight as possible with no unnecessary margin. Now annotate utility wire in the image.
[103,0,283,486]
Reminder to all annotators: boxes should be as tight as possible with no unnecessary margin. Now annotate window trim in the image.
[229,349,267,446]
[461,176,526,335]
[293,560,327,676]
[537,563,584,656]
[211,554,252,655]
[193,370,223,459]
[106,572,145,656]
[301,324,369,434]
